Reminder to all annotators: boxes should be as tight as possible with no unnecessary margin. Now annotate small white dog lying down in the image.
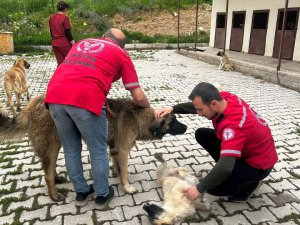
[143,153,210,225]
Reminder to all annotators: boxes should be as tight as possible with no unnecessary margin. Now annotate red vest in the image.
[213,92,278,170]
[45,38,140,115]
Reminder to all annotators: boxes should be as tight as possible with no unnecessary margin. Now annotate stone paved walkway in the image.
[0,50,300,225]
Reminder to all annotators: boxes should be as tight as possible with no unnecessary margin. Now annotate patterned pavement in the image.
[0,50,300,225]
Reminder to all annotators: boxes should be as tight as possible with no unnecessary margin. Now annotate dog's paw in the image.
[194,198,211,211]
[55,175,67,184]
[123,184,138,194]
[50,192,65,202]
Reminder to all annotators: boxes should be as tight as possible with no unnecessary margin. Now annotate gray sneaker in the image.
[75,184,95,207]
[95,185,114,210]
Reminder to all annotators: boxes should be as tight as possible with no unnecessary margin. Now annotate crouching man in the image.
[155,82,278,202]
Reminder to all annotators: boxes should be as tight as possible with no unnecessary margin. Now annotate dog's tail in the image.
[13,84,30,94]
[0,108,29,142]
[0,95,44,142]
[154,153,166,163]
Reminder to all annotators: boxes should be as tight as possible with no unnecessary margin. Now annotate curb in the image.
[176,49,300,93]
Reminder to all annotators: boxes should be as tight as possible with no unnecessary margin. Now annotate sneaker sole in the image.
[94,196,113,210]
[75,193,95,207]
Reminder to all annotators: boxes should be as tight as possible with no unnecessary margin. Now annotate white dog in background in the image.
[143,153,210,225]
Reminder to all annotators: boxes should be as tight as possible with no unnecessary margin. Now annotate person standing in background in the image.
[49,1,75,66]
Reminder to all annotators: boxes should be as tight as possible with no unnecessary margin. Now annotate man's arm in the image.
[197,156,236,193]
[184,156,236,200]
[173,102,197,114]
[129,87,151,108]
[155,102,196,119]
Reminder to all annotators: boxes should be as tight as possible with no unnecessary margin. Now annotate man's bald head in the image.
[103,28,126,48]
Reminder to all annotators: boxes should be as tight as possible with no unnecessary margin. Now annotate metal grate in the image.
[216,14,226,28]
[253,12,269,29]
[232,13,245,29]
[278,10,298,30]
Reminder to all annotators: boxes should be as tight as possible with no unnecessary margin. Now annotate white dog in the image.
[143,153,210,225]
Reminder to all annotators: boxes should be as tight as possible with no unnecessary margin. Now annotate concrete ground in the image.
[177,46,300,93]
[0,50,299,225]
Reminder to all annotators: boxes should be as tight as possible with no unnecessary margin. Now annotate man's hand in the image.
[183,186,201,201]
[154,106,173,119]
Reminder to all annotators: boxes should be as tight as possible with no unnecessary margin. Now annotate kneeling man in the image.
[156,82,278,202]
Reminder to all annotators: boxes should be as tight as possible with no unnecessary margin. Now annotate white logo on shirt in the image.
[223,128,234,141]
[77,40,104,54]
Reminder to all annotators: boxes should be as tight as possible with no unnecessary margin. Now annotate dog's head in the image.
[149,113,187,139]
[216,51,225,57]
[14,58,30,69]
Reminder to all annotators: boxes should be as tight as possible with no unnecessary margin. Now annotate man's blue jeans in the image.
[49,104,109,197]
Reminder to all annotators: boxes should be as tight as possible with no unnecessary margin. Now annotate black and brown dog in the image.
[0,95,187,201]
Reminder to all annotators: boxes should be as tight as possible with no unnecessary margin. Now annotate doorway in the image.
[249,10,269,55]
[214,13,226,49]
[273,8,299,60]
[230,11,246,52]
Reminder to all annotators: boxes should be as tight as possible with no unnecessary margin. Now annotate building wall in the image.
[210,0,300,61]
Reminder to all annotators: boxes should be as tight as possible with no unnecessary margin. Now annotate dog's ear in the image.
[143,203,165,221]
[106,99,124,118]
[217,51,225,56]
[24,60,30,69]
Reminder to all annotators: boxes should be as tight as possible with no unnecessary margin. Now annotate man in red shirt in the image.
[45,28,151,209]
[156,82,277,202]
[49,1,75,66]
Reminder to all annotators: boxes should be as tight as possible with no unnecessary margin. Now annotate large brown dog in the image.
[0,95,187,201]
[3,57,31,115]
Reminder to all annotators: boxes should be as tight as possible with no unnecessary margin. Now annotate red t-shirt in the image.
[213,92,278,170]
[45,38,140,115]
[49,13,71,46]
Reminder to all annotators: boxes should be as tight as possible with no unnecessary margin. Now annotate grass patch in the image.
[0,0,211,53]
[278,213,300,224]
[289,171,300,179]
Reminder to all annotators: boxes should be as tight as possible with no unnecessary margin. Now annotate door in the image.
[214,13,226,49]
[273,9,299,60]
[249,10,269,55]
[230,11,246,52]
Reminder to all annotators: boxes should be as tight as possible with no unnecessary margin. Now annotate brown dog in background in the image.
[3,57,31,115]
[217,51,234,71]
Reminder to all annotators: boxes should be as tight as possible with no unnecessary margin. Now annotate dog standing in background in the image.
[3,58,31,115]
[217,51,234,71]
[143,153,210,225]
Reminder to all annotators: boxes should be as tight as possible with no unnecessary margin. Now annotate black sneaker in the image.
[227,181,262,203]
[75,184,95,207]
[95,185,114,210]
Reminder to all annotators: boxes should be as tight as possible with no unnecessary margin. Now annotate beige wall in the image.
[210,0,300,61]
